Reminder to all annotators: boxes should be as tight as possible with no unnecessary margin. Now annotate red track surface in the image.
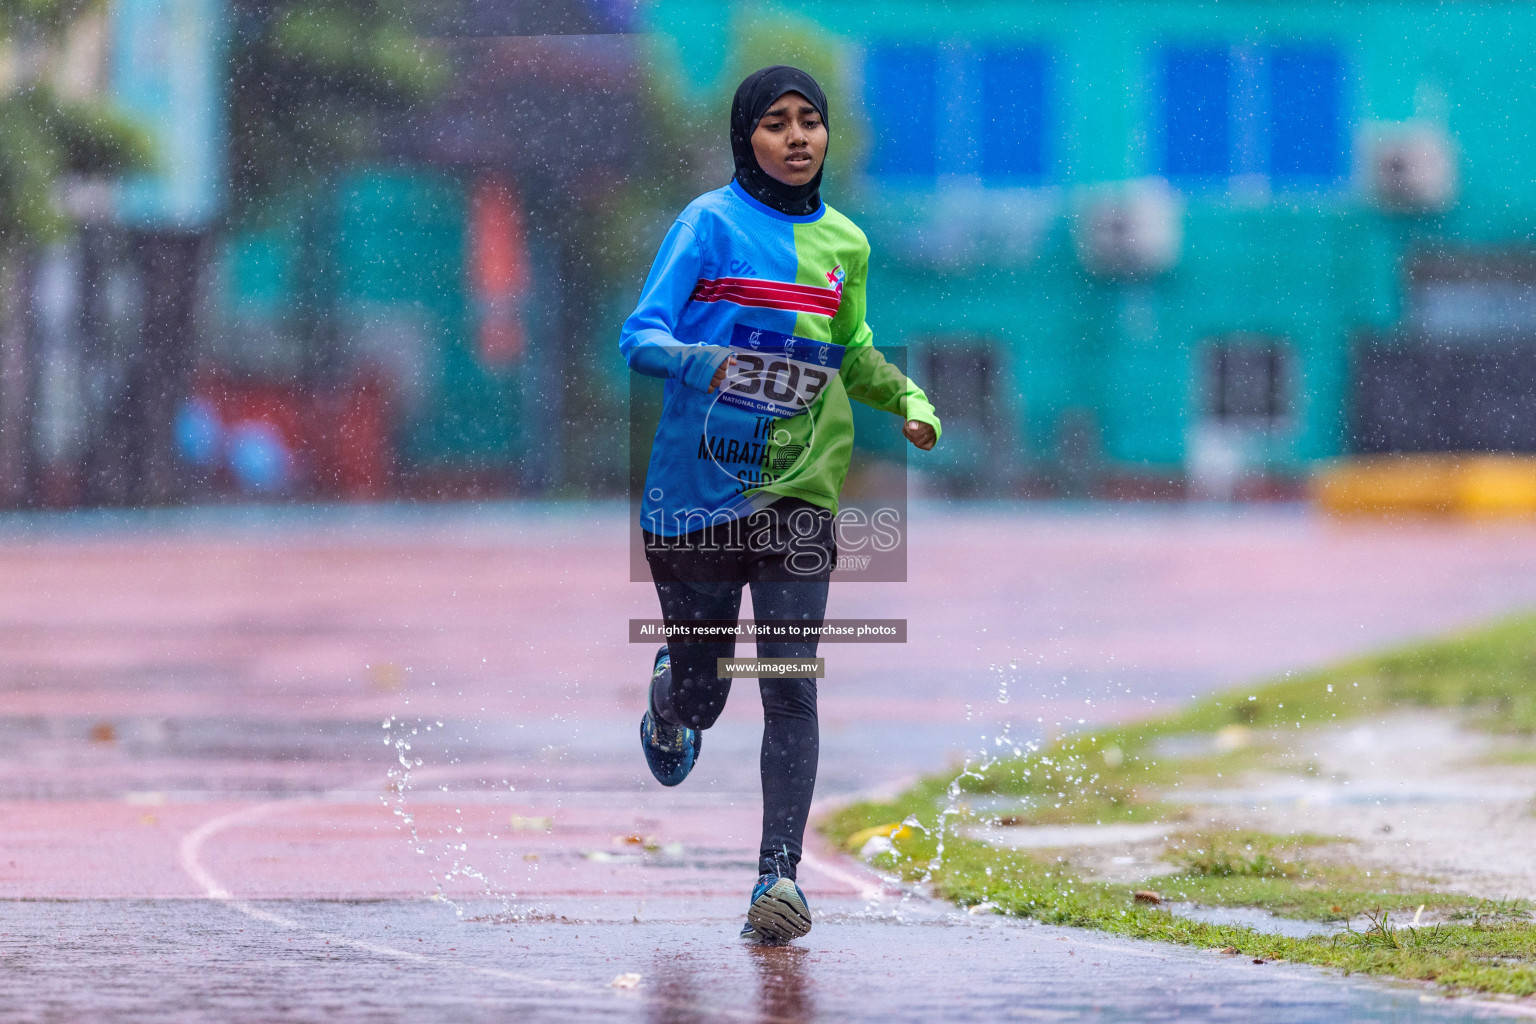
[3,503,1535,1021]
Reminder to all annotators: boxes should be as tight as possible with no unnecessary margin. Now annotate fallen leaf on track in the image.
[843,823,903,852]
[510,816,552,832]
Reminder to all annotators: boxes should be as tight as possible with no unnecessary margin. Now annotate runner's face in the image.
[750,91,827,187]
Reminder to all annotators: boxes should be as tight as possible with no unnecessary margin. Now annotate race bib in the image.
[717,324,845,419]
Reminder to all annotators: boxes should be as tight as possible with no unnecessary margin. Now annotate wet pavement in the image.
[2,897,1517,1023]
[4,501,1536,1021]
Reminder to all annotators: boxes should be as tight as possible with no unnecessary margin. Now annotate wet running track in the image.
[3,501,1536,1022]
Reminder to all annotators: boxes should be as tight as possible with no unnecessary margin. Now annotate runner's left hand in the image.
[903,420,936,450]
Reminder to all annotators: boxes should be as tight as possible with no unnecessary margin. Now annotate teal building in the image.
[644,1,1536,497]
[218,2,1536,497]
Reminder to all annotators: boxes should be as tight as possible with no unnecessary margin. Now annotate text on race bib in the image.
[716,324,846,420]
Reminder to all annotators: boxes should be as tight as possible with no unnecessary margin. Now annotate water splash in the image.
[381,714,521,920]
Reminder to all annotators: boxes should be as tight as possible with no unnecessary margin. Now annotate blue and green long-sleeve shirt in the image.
[621,180,941,537]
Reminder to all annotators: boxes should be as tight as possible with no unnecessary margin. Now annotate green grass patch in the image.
[824,801,1536,996]
[951,611,1536,826]
[819,612,1536,996]
[1157,832,1481,923]
[1138,611,1536,738]
[1477,745,1536,767]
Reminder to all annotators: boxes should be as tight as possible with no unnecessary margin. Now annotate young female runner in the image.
[619,65,940,943]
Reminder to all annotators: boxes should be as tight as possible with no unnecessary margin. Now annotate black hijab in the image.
[730,65,829,217]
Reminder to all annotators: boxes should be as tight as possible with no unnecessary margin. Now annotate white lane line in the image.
[178,801,290,901]
[177,791,802,1022]
[798,851,890,902]
[803,783,926,905]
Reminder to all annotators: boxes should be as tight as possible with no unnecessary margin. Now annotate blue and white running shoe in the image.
[640,645,701,787]
[740,873,812,943]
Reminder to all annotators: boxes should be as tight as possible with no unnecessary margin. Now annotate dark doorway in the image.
[1353,250,1536,453]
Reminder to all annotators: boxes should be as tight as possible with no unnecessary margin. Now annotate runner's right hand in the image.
[709,354,739,393]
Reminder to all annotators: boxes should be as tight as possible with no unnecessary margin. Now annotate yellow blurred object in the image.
[1458,457,1536,515]
[1313,455,1536,517]
[843,822,908,852]
[1312,455,1459,515]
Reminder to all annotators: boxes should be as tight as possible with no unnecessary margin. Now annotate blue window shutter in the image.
[1161,46,1230,177]
[866,44,938,179]
[979,47,1047,182]
[1269,46,1344,180]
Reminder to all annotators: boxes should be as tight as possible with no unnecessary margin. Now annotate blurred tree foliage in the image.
[227,0,445,207]
[226,0,446,388]
[0,0,152,245]
[0,1,151,508]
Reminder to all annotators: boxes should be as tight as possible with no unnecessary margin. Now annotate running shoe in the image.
[740,873,812,943]
[639,645,701,787]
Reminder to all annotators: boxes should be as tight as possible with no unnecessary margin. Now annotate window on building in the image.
[866,43,1047,184]
[1160,42,1346,186]
[1409,252,1536,340]
[1269,46,1345,180]
[924,342,999,426]
[1355,253,1536,454]
[1161,46,1231,177]
[1205,337,1289,425]
[919,340,1013,494]
[865,43,939,179]
[979,47,1047,182]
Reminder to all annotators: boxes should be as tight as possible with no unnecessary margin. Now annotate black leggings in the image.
[644,498,835,879]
